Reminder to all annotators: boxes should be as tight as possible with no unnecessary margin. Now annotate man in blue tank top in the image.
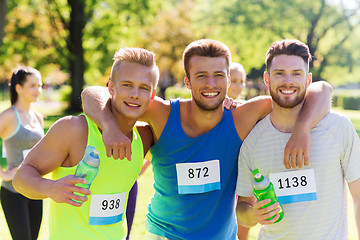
[82,39,332,239]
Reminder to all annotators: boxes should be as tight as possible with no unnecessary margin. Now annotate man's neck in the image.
[180,100,224,138]
[269,104,303,133]
[111,107,136,138]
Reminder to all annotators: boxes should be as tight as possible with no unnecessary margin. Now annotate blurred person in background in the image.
[0,66,44,240]
[228,62,247,102]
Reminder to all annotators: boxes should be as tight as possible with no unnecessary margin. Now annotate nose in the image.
[284,73,293,83]
[130,87,139,99]
[206,76,216,88]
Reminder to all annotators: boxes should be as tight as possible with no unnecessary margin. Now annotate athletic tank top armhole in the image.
[3,106,21,140]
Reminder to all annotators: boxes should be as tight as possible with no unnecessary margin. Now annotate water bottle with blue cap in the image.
[74,146,100,190]
[252,168,284,223]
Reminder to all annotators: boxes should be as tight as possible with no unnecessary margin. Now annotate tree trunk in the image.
[0,0,7,49]
[67,0,85,112]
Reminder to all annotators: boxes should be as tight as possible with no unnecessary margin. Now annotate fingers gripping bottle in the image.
[74,146,100,192]
[252,169,284,223]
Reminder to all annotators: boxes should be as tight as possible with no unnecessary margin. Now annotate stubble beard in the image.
[269,87,306,109]
[192,94,224,111]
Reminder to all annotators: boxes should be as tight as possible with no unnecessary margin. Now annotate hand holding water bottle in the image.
[252,169,284,224]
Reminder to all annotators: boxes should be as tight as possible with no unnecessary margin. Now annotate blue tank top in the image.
[146,99,242,240]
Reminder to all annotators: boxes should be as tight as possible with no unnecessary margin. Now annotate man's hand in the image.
[48,175,91,207]
[284,128,311,169]
[253,199,281,225]
[224,96,244,110]
[102,121,132,160]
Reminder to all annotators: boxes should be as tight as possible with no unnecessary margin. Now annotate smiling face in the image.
[109,61,156,120]
[264,54,312,109]
[185,56,230,111]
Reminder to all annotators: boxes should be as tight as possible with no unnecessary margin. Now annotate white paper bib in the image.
[176,160,221,194]
[269,169,317,204]
[88,192,127,225]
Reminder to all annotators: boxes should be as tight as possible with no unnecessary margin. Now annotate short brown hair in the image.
[111,47,160,87]
[265,39,312,71]
[183,39,232,79]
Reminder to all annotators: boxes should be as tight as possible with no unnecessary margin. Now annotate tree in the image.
[193,0,360,85]
[48,0,159,111]
[0,0,159,111]
[139,0,195,98]
[0,0,7,49]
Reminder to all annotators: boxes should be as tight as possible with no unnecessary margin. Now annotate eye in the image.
[122,83,131,87]
[140,86,150,91]
[215,73,225,78]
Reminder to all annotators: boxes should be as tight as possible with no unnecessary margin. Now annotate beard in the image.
[269,86,306,109]
[192,93,225,111]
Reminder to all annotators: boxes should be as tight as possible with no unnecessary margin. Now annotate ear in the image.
[306,72,312,87]
[227,74,231,89]
[150,89,156,101]
[108,80,114,95]
[184,77,191,89]
[263,71,270,89]
[15,83,22,94]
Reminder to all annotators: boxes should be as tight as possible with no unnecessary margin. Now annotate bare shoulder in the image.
[232,96,272,119]
[231,96,272,140]
[0,107,16,122]
[27,115,88,171]
[0,107,17,138]
[142,96,171,123]
[48,115,87,135]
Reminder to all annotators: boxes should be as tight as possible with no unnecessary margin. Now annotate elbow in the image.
[315,80,333,95]
[236,200,258,227]
[322,81,333,95]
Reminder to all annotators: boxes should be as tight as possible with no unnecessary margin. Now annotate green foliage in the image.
[193,0,360,84]
[165,85,191,99]
[333,89,360,110]
[58,85,72,102]
[139,0,195,85]
[1,0,360,101]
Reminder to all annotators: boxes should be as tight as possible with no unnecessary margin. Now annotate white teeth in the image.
[203,92,218,97]
[281,90,295,94]
[127,103,139,107]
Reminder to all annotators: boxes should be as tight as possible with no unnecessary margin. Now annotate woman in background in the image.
[0,66,44,240]
[228,62,247,101]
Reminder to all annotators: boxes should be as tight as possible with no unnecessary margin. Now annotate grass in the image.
[0,102,359,239]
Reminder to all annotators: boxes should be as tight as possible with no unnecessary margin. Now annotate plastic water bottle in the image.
[252,169,284,223]
[73,147,100,202]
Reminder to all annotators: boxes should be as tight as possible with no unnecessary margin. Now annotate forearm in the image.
[297,81,332,130]
[13,164,53,199]
[236,200,258,227]
[81,86,115,130]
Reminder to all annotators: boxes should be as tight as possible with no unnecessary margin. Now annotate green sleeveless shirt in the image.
[49,115,143,240]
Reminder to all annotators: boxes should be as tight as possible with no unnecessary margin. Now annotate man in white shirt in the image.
[235,39,360,240]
